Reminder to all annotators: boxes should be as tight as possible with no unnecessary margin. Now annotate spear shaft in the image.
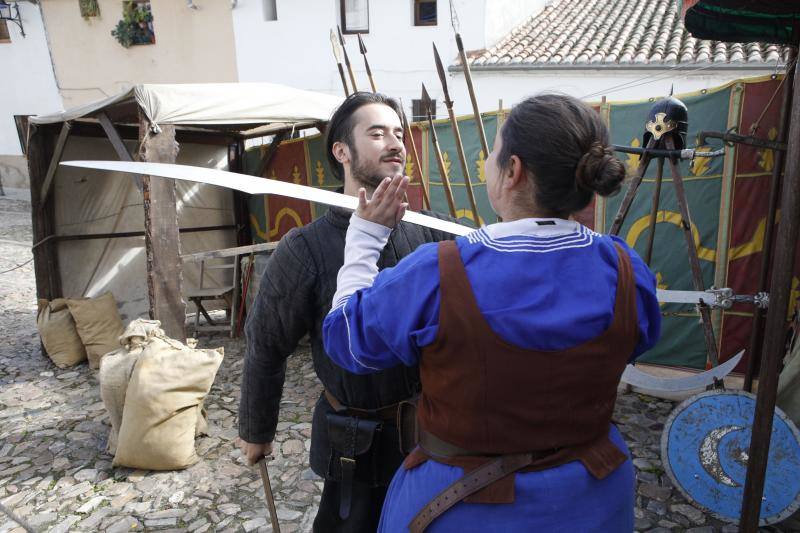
[337,26,358,92]
[400,106,430,209]
[422,84,457,217]
[433,43,481,227]
[357,34,377,93]
[455,33,489,159]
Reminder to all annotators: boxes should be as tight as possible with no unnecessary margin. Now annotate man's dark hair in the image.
[324,91,404,181]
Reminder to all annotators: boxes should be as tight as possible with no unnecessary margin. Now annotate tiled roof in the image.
[462,0,787,69]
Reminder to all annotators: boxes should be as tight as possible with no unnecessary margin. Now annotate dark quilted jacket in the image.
[238,205,454,481]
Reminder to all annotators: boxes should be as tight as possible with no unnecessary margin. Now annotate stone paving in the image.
[0,188,792,532]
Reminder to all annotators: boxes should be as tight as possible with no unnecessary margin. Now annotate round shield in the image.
[661,389,800,525]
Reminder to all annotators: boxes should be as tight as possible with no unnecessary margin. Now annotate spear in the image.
[422,83,457,217]
[455,33,489,160]
[329,29,350,96]
[337,25,358,93]
[400,105,431,209]
[433,43,481,227]
[357,34,377,93]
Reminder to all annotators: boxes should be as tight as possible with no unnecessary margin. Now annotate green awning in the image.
[683,1,800,45]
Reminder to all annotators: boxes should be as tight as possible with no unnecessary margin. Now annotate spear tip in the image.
[357,33,367,54]
[421,84,432,111]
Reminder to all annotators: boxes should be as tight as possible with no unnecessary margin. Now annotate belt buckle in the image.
[340,457,356,469]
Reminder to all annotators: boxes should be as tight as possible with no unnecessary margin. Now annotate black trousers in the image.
[313,479,389,533]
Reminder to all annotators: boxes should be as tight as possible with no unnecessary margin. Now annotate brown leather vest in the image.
[408,240,639,501]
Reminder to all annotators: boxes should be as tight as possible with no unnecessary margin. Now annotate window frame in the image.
[414,0,437,27]
[340,0,369,34]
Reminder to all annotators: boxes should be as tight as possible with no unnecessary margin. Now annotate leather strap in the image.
[324,389,399,421]
[338,416,358,519]
[409,453,534,533]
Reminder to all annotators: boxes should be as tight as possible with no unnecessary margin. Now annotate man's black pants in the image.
[313,479,389,532]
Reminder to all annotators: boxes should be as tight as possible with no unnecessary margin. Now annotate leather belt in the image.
[324,389,399,421]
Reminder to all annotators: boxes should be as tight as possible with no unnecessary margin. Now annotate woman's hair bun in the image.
[575,142,626,197]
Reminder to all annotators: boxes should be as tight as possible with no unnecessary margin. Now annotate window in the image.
[0,20,10,43]
[412,98,436,122]
[263,0,277,21]
[414,0,437,26]
[340,0,368,34]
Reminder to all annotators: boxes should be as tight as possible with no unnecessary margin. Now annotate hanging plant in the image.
[111,2,155,48]
[79,0,100,18]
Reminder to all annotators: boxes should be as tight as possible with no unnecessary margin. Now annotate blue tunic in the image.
[323,217,661,532]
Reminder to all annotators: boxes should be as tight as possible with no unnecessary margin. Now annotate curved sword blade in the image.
[622,350,744,393]
[60,160,473,236]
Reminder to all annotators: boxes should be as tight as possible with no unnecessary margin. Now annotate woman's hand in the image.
[356,175,410,228]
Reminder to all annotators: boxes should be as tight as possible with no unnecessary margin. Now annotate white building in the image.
[232,0,782,119]
[231,0,543,119]
[0,1,61,189]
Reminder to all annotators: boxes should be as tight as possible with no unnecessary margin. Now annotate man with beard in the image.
[237,92,454,532]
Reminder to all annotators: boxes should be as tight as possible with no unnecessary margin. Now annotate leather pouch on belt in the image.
[326,413,382,519]
[397,397,419,455]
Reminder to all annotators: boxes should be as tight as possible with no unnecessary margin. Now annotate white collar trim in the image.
[481,218,581,240]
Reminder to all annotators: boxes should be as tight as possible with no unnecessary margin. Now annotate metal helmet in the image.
[643,96,689,149]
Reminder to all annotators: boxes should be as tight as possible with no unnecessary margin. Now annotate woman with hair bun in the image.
[322,93,661,532]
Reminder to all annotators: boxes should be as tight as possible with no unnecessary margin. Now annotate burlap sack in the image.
[99,319,164,455]
[36,299,87,368]
[113,334,223,470]
[67,292,125,370]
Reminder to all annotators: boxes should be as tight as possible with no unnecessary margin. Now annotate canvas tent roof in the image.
[30,82,344,135]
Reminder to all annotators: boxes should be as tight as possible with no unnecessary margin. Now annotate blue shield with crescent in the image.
[661,390,800,525]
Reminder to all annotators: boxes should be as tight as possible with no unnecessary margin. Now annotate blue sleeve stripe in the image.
[342,304,381,371]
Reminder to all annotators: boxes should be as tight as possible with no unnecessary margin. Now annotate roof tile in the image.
[464,0,786,68]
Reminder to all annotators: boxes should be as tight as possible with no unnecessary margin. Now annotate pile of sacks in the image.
[36,292,125,370]
[100,318,224,470]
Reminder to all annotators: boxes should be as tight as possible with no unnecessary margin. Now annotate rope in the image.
[448,0,460,34]
[0,257,33,275]
[580,61,721,100]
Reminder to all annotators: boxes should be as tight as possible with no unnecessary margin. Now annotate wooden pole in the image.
[433,43,481,226]
[745,55,796,392]
[357,34,377,93]
[40,121,72,204]
[740,48,800,531]
[337,26,358,93]
[455,33,489,159]
[401,107,430,210]
[609,137,656,235]
[665,135,720,368]
[139,114,186,342]
[422,85,457,217]
[644,158,664,265]
[28,123,62,302]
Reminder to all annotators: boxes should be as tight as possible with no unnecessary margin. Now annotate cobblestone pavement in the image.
[0,189,791,532]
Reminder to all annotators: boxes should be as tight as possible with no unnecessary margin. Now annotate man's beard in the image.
[350,147,401,191]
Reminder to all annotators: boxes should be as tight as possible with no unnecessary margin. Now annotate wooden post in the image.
[40,121,72,204]
[229,140,252,247]
[745,58,796,392]
[139,116,186,342]
[28,123,62,301]
[740,50,800,531]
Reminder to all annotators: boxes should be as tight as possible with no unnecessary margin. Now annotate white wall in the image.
[232,0,538,119]
[0,2,62,156]
[451,67,776,112]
